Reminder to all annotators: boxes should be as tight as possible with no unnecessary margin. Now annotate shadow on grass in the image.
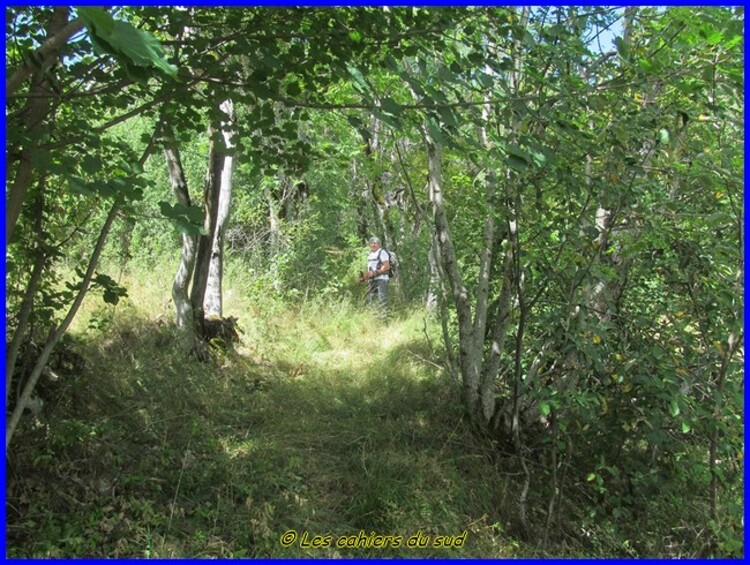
[6,314,512,558]
[231,339,511,557]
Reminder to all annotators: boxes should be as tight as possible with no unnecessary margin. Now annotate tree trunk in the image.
[204,99,235,317]
[431,233,460,383]
[6,7,69,244]
[5,183,47,404]
[362,116,395,246]
[423,132,482,423]
[6,202,120,448]
[190,131,222,336]
[482,244,513,424]
[6,117,164,448]
[164,140,197,351]
[425,238,440,313]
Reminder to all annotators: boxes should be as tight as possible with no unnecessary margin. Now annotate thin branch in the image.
[6,16,85,99]
[394,140,426,221]
[5,109,167,450]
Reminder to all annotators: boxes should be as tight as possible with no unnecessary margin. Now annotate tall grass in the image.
[7,263,524,557]
[9,260,735,557]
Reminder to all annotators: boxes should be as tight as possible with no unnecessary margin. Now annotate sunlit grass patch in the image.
[7,266,521,558]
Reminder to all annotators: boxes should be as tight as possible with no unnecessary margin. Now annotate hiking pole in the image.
[358,271,376,304]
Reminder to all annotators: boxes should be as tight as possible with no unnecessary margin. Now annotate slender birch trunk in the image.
[164,141,198,351]
[204,99,236,317]
[190,128,222,336]
[423,132,482,422]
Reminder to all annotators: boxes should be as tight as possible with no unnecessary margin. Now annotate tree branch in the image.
[6,15,84,99]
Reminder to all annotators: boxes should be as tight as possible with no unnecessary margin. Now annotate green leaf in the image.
[30,151,53,171]
[476,70,493,89]
[159,201,205,236]
[467,52,485,66]
[507,155,528,173]
[78,7,115,37]
[507,144,531,163]
[540,402,551,417]
[669,399,680,417]
[347,64,370,95]
[92,271,128,305]
[425,117,444,145]
[379,97,402,117]
[438,105,459,128]
[705,29,723,45]
[68,177,93,196]
[524,143,548,167]
[638,58,656,73]
[94,273,118,287]
[285,81,302,97]
[81,154,101,174]
[614,36,629,58]
[80,8,177,79]
[113,22,178,76]
[682,421,692,433]
[402,44,419,58]
[373,106,401,130]
[102,289,121,305]
[262,52,280,69]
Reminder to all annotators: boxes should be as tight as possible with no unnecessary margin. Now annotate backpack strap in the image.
[377,249,390,272]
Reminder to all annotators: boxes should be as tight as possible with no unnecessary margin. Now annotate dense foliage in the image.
[5,6,743,557]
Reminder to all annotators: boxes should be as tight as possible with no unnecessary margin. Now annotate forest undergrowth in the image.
[4,264,738,557]
[6,4,743,559]
[6,267,516,557]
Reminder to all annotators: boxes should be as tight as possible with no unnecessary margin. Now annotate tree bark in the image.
[204,99,235,317]
[164,140,197,351]
[6,7,69,245]
[426,237,440,313]
[482,246,513,423]
[429,232,458,379]
[191,99,235,332]
[474,75,509,423]
[423,132,482,422]
[362,117,391,245]
[191,142,220,328]
[5,183,47,404]
[6,202,120,448]
[6,14,84,99]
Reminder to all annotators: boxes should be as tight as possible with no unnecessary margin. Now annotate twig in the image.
[405,348,445,372]
[6,14,85,98]
[167,437,192,534]
[422,317,433,351]
[438,415,465,460]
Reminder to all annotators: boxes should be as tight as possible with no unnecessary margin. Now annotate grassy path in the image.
[224,305,511,557]
[6,301,515,557]
[8,270,742,558]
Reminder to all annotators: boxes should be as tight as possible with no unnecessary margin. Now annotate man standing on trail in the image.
[359,236,391,311]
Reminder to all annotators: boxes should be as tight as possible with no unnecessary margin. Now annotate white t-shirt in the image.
[367,248,390,281]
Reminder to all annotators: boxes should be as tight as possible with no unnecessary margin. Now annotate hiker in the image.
[359,236,391,310]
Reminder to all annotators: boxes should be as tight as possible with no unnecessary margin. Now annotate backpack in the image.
[376,248,397,279]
